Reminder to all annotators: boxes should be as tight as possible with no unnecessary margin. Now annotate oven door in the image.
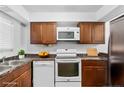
[55,59,81,82]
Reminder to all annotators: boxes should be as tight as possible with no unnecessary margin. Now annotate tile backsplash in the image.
[27,41,109,54]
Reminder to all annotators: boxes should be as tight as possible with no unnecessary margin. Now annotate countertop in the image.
[78,53,108,61]
[25,53,108,61]
[0,53,108,77]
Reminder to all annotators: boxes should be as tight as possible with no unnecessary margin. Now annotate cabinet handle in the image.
[2,82,10,85]
[97,68,104,70]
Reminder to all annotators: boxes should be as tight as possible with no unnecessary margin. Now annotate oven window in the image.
[58,32,74,39]
[58,63,79,77]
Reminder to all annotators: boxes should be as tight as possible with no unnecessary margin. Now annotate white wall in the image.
[96,5,118,21]
[0,10,110,58]
[30,12,96,22]
[0,11,24,58]
[99,6,124,21]
[23,22,110,54]
[7,5,29,21]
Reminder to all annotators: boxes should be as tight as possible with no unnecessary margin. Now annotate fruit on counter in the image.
[38,51,49,57]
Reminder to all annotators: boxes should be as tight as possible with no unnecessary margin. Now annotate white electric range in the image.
[55,49,81,87]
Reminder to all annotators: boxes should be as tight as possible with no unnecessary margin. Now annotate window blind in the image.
[0,17,14,51]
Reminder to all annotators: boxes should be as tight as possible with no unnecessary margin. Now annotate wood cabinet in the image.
[20,69,31,87]
[82,60,107,86]
[0,63,32,87]
[30,23,42,44]
[42,23,56,44]
[30,22,56,44]
[79,22,105,44]
[7,69,31,87]
[80,23,92,43]
[92,23,105,43]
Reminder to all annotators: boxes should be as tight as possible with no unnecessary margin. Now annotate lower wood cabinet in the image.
[82,60,107,86]
[20,69,31,87]
[0,63,32,87]
[6,69,31,87]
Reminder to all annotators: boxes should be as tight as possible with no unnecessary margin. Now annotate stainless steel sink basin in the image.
[1,62,9,65]
[9,60,24,66]
[0,60,25,66]
[0,60,25,75]
[0,65,12,74]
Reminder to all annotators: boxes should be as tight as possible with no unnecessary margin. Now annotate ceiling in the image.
[23,5,103,13]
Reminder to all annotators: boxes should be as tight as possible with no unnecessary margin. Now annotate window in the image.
[0,17,13,51]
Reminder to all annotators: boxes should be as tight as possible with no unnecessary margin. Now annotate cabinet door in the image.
[80,23,92,44]
[21,69,32,87]
[5,81,21,87]
[82,66,95,86]
[42,23,56,44]
[94,66,107,86]
[79,22,105,44]
[82,66,107,86]
[7,69,32,87]
[6,77,22,87]
[30,23,42,44]
[82,60,107,86]
[92,23,105,44]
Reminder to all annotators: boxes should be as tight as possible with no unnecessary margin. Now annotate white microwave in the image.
[57,27,80,41]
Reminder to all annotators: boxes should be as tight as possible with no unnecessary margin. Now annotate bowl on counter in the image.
[38,51,49,58]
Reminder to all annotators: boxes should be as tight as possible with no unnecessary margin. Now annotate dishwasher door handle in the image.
[34,63,53,67]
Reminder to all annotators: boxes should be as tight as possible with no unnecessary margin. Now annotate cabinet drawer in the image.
[82,60,107,66]
[83,66,106,69]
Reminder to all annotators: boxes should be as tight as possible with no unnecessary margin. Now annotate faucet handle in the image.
[2,56,6,63]
[2,56,6,59]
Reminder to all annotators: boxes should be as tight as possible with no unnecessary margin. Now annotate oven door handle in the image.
[56,61,80,63]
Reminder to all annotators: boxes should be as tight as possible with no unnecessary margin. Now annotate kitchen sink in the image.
[0,60,25,66]
[0,65,12,74]
[9,60,24,66]
[1,62,9,65]
[0,60,25,75]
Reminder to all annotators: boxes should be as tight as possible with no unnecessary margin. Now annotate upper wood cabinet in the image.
[42,23,56,44]
[79,22,105,44]
[92,23,105,43]
[30,23,42,44]
[30,22,56,44]
[80,23,92,43]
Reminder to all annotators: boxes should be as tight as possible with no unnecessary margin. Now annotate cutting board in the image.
[87,48,98,56]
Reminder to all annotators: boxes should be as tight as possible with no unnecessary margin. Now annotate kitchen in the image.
[0,5,124,88]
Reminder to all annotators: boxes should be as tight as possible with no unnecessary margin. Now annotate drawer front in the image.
[82,60,107,66]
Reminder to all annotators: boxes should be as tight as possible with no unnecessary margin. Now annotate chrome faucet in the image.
[1,56,6,63]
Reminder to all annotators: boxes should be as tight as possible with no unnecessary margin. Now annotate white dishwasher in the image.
[33,61,54,87]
